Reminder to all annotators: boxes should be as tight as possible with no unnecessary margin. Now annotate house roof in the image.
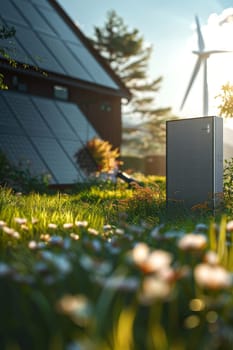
[0,90,98,184]
[0,0,131,99]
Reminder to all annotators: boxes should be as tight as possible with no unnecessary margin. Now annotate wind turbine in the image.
[180,15,232,116]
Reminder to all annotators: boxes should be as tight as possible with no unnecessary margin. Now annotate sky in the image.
[58,0,233,120]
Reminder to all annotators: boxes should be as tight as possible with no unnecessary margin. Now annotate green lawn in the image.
[0,176,233,350]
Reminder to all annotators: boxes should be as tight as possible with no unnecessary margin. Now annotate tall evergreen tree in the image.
[91,10,172,155]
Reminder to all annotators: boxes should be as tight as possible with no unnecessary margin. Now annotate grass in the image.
[1,176,233,349]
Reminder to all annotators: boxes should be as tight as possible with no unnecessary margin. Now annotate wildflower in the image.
[63,223,73,229]
[139,276,172,304]
[70,233,80,240]
[28,240,37,250]
[20,224,29,231]
[0,220,6,227]
[142,250,172,273]
[88,228,98,236]
[132,243,173,274]
[226,220,233,232]
[75,220,88,228]
[40,233,50,242]
[12,231,20,239]
[3,226,14,235]
[56,294,92,326]
[32,218,39,224]
[115,228,124,235]
[48,223,57,229]
[194,263,232,290]
[204,251,219,265]
[103,224,112,231]
[14,217,27,225]
[178,233,207,251]
[132,243,150,265]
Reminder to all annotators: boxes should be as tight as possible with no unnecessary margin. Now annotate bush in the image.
[223,157,233,206]
[75,138,122,176]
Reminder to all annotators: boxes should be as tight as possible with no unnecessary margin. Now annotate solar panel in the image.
[13,25,65,74]
[59,139,86,181]
[56,101,98,142]
[39,6,82,44]
[38,33,93,81]
[67,43,119,89]
[32,96,77,139]
[13,0,56,36]
[0,22,34,66]
[3,92,53,137]
[1,1,28,27]
[0,95,24,135]
[1,0,121,91]
[29,0,54,11]
[0,134,53,181]
[0,89,101,184]
[30,136,79,183]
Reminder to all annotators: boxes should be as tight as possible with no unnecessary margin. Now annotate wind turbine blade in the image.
[195,16,205,51]
[205,49,233,54]
[203,59,208,116]
[180,57,202,111]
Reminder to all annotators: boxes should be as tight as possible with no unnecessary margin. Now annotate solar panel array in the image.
[0,91,99,184]
[0,0,118,89]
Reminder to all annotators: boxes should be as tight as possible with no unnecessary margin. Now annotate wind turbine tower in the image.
[180,15,231,116]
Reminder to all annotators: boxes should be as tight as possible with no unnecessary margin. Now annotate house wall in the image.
[2,69,122,148]
[71,89,121,148]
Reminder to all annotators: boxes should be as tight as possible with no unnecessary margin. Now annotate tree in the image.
[217,83,233,117]
[91,10,173,155]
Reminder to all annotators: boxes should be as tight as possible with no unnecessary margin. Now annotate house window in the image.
[53,85,69,100]
[100,102,112,112]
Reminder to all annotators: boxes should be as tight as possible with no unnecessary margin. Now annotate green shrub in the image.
[223,157,233,206]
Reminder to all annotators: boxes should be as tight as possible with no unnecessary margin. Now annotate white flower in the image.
[132,243,149,265]
[14,217,27,225]
[226,220,233,232]
[63,223,73,229]
[48,223,57,229]
[143,250,172,273]
[75,221,88,227]
[0,220,6,227]
[178,233,207,251]
[132,244,173,274]
[87,228,98,235]
[115,228,124,235]
[3,226,14,235]
[28,240,37,250]
[139,276,172,304]
[204,251,219,265]
[194,263,232,290]
[70,233,80,240]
